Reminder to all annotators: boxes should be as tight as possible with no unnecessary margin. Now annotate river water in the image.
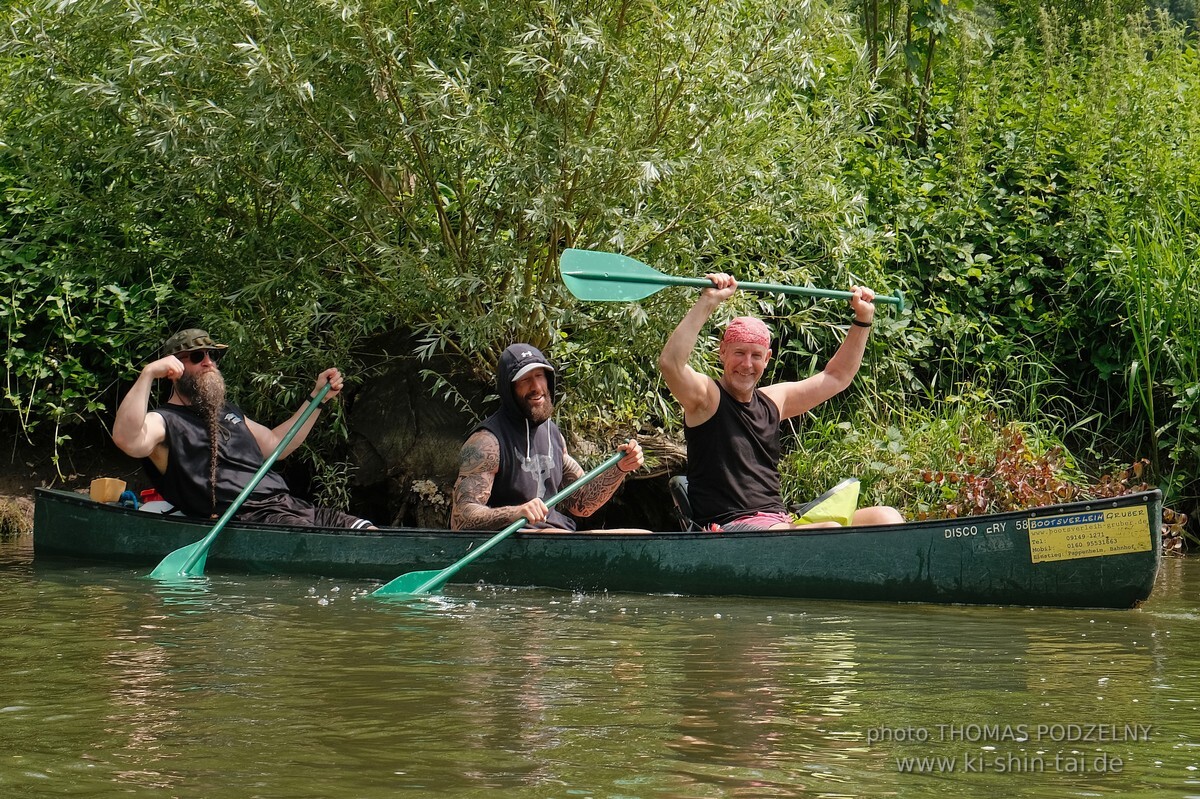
[2,532,1198,799]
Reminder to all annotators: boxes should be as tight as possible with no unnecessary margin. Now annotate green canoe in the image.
[32,487,1162,608]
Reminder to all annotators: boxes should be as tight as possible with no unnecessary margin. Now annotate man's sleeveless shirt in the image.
[478,414,576,531]
[144,403,289,517]
[684,381,786,527]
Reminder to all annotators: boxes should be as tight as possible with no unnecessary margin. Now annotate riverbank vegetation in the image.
[2,0,1197,537]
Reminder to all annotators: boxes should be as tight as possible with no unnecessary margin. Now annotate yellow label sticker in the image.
[1027,506,1152,563]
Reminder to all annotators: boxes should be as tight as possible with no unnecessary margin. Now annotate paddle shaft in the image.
[176,382,332,574]
[561,270,904,308]
[376,451,626,595]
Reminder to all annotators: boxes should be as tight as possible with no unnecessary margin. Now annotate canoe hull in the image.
[33,488,1163,608]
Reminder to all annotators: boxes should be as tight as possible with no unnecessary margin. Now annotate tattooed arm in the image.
[560,437,644,518]
[450,430,552,531]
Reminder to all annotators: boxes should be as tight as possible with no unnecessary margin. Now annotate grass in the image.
[0,498,32,539]
[1114,206,1200,500]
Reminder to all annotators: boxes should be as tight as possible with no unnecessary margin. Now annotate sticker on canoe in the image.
[1024,505,1152,563]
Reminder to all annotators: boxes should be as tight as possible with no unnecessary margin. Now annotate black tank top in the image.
[477,413,576,531]
[143,403,290,517]
[684,381,785,526]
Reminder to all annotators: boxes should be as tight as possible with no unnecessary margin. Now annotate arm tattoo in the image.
[451,432,519,531]
[561,451,625,518]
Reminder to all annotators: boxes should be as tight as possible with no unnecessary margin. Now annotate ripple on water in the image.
[3,542,1199,798]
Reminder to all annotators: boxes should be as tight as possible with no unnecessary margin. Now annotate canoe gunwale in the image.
[30,486,1158,538]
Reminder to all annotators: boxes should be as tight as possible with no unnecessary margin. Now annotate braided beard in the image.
[177,370,227,515]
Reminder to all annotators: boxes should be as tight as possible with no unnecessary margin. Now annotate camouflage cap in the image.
[161,328,229,357]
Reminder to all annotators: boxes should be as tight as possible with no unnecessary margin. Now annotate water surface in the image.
[3,534,1198,798]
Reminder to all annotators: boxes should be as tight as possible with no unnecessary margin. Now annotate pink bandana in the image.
[723,316,771,347]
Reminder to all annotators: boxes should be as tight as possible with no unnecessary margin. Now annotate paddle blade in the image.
[793,478,861,527]
[560,249,671,301]
[371,568,449,598]
[148,541,209,579]
[561,249,907,311]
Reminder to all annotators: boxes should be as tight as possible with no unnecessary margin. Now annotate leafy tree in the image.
[844,7,1200,514]
[4,0,1198,524]
[2,0,895,449]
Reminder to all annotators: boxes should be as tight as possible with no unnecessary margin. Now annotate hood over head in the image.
[496,344,556,423]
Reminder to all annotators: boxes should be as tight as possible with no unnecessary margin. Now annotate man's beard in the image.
[177,370,226,515]
[519,395,554,424]
[179,370,226,419]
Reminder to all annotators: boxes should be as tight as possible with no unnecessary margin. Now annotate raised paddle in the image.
[370,451,626,598]
[147,381,333,579]
[560,249,906,311]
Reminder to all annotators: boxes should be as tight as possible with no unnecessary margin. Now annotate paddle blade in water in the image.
[371,568,449,598]
[369,451,623,599]
[148,541,209,579]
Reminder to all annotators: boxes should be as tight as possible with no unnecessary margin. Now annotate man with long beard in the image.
[112,328,373,528]
[450,343,644,532]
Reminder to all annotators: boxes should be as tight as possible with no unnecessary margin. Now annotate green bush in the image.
[2,0,1198,517]
[846,10,1200,507]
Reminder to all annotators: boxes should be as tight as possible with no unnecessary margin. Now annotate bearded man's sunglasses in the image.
[183,349,225,365]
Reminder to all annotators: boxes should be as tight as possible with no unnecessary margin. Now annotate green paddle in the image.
[371,451,625,598]
[147,382,332,579]
[560,249,905,311]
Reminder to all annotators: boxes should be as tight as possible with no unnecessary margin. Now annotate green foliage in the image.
[777,389,1077,517]
[3,0,407,436]
[783,390,1189,555]
[858,0,980,144]
[1102,207,1200,500]
[845,10,1200,506]
[309,453,356,513]
[0,196,174,472]
[1,0,896,447]
[990,0,1150,33]
[1150,0,1200,29]
[918,423,1082,516]
[2,0,1200,519]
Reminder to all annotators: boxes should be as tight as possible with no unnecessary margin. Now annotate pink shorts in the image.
[720,511,793,532]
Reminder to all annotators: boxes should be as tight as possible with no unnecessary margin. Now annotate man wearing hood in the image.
[450,343,644,531]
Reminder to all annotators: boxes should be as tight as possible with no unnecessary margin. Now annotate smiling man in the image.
[659,273,903,531]
[112,328,373,528]
[450,343,643,532]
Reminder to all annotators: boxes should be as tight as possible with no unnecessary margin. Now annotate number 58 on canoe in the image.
[560,249,905,311]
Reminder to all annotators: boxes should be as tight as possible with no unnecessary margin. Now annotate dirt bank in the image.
[1,429,141,533]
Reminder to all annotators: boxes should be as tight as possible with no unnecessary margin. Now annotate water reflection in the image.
[3,537,1198,798]
[146,575,214,612]
[102,617,183,791]
[651,614,852,794]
